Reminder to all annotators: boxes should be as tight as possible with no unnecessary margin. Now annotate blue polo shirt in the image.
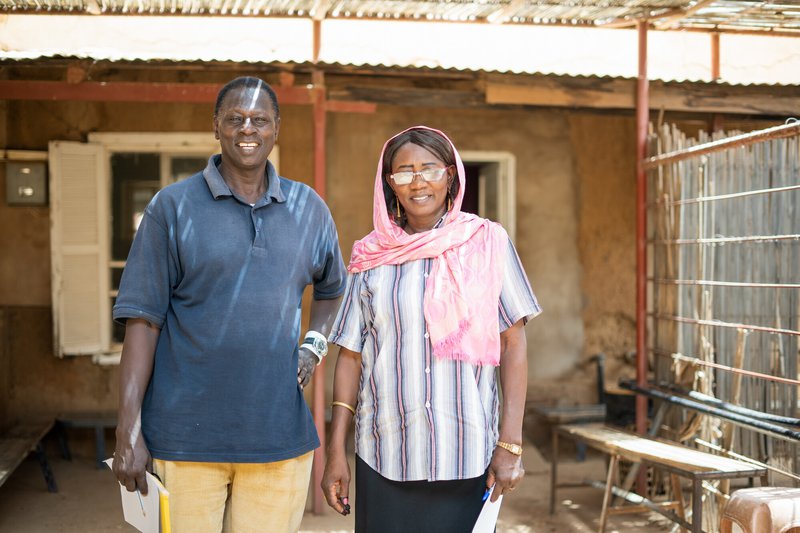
[113,154,346,462]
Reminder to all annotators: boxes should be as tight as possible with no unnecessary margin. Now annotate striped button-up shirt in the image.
[329,238,541,482]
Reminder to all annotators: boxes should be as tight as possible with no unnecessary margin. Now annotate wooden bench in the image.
[530,403,606,460]
[0,420,58,492]
[551,423,768,533]
[56,412,117,469]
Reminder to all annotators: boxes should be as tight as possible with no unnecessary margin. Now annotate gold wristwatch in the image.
[496,440,523,456]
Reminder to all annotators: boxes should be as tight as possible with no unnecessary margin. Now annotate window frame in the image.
[459,150,517,242]
[88,133,221,360]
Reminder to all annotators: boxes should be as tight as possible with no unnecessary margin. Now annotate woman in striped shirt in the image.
[322,126,541,532]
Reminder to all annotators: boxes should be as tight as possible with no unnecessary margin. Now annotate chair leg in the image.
[691,479,703,533]
[598,454,618,533]
[670,473,688,533]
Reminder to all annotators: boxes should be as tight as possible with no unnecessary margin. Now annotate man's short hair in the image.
[215,77,280,120]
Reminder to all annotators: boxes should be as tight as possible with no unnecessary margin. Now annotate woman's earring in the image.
[447,195,452,211]
[396,199,401,218]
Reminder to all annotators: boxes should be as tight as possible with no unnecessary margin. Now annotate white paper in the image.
[104,458,162,533]
[472,485,503,533]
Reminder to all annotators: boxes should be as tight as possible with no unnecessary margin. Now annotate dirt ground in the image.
[0,433,672,533]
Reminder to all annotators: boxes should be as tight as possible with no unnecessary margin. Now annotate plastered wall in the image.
[0,90,644,428]
[325,106,585,386]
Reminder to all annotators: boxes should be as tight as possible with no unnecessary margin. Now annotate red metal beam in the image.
[635,20,649,494]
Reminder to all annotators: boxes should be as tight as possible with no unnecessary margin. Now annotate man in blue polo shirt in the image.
[111,76,346,532]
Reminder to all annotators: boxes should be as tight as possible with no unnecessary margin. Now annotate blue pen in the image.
[136,488,146,516]
[482,488,491,502]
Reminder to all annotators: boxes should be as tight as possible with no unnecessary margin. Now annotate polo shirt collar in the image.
[203,154,286,204]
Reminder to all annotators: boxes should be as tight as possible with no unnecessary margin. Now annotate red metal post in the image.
[710,32,721,81]
[635,18,649,445]
[710,32,724,132]
[310,19,328,512]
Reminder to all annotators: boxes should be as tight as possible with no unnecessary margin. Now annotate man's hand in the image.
[297,347,318,388]
[112,427,152,495]
[486,446,525,501]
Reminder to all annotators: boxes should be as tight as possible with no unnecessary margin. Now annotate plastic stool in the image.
[720,487,800,533]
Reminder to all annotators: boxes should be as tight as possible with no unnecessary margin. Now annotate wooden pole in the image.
[635,19,650,495]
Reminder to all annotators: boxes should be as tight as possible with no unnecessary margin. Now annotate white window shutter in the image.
[49,141,109,357]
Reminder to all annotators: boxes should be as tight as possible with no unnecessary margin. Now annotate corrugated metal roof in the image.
[2,16,799,85]
[1,1,799,35]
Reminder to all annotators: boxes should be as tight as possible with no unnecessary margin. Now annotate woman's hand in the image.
[321,448,351,515]
[486,446,525,501]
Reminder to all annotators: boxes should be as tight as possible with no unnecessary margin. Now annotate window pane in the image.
[169,157,208,184]
[111,153,160,262]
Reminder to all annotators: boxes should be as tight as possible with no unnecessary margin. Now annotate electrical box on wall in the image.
[5,161,47,206]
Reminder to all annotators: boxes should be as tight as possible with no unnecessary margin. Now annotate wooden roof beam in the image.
[484,76,800,116]
[0,80,376,113]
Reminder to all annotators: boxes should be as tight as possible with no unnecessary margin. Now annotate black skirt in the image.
[355,455,489,533]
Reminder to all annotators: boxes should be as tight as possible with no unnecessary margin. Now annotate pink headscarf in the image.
[348,126,508,366]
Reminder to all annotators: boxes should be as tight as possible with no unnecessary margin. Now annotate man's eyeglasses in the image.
[389,166,450,186]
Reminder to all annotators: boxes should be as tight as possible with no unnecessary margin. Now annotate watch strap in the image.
[496,440,523,456]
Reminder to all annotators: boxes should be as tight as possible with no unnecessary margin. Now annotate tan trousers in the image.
[153,451,313,533]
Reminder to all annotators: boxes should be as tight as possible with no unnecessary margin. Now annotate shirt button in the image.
[425,367,430,374]
[424,272,429,278]
[425,401,431,408]
[424,332,429,339]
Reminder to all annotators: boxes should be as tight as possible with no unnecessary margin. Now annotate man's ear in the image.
[213,116,220,140]
[274,117,281,142]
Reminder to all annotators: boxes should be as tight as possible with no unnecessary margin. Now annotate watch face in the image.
[312,337,328,355]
